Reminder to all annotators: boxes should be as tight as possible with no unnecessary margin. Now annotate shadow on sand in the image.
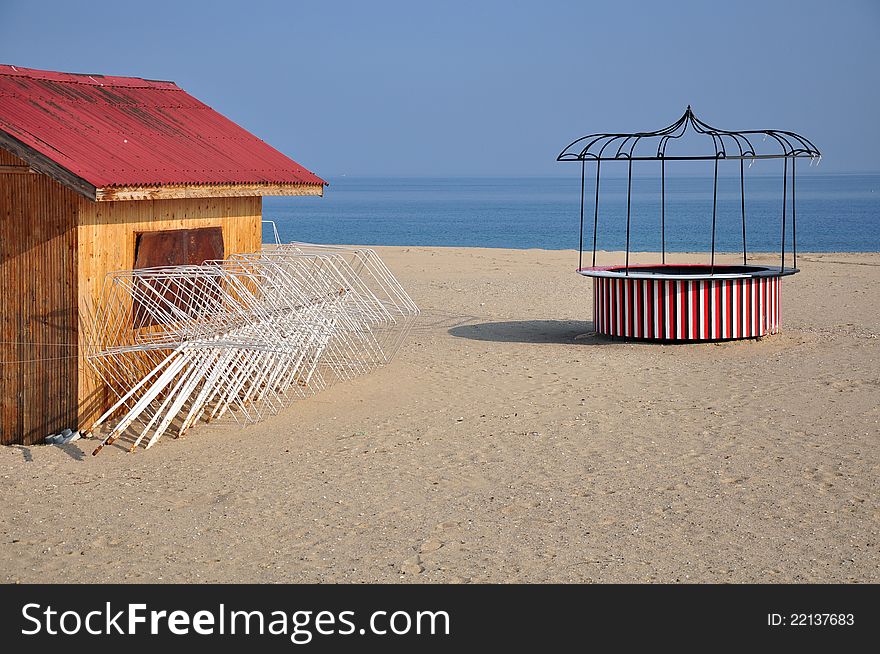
[12,443,86,462]
[448,319,599,345]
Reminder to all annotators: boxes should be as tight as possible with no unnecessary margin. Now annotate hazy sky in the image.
[1,0,878,176]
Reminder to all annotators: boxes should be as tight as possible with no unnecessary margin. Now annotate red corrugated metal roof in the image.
[0,64,326,189]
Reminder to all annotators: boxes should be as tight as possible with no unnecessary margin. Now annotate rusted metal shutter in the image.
[133,227,225,326]
[134,227,224,269]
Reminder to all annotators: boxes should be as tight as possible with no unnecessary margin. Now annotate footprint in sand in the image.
[420,539,443,554]
[399,556,424,575]
[401,521,463,574]
[400,541,444,575]
[802,466,840,490]
[432,520,462,533]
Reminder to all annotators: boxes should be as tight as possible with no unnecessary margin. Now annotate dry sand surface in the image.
[1,248,878,583]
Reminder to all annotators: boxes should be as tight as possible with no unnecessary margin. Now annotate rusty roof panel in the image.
[0,64,326,189]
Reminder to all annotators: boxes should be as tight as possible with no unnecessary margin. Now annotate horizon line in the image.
[312,170,880,179]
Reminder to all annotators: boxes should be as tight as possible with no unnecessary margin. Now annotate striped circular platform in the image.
[582,264,793,341]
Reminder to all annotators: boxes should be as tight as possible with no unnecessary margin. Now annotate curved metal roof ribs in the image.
[557,106,821,162]
[557,106,822,275]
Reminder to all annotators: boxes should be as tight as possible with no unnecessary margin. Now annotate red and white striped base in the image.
[592,275,781,340]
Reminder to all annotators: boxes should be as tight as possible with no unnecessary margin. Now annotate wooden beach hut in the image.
[0,64,325,445]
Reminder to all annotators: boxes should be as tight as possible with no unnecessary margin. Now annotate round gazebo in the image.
[557,106,820,341]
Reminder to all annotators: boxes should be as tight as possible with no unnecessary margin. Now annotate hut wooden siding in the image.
[0,145,263,444]
[0,149,79,445]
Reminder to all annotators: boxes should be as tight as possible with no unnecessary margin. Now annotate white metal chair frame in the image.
[84,244,419,454]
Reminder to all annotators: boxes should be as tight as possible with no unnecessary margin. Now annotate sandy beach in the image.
[1,247,878,583]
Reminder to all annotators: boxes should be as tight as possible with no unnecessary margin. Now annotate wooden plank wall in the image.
[0,148,80,445]
[76,195,262,429]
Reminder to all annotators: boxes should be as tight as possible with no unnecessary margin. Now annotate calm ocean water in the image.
[264,174,880,252]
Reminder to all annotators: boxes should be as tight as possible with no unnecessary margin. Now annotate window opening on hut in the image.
[132,227,225,327]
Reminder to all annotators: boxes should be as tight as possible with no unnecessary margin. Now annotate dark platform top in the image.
[577,263,799,280]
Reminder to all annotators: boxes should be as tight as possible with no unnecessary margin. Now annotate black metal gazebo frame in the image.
[557,106,822,274]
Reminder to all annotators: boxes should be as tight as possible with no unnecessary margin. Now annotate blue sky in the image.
[1,0,878,176]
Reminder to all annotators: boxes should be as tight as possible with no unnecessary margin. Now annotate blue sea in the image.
[264,174,880,252]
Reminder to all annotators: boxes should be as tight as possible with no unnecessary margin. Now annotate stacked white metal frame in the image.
[84,245,418,454]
